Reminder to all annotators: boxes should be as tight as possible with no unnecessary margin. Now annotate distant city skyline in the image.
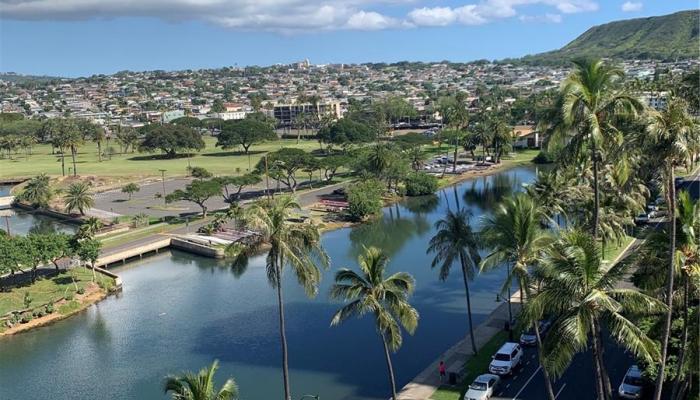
[0,0,695,77]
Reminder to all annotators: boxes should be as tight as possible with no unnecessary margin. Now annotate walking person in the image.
[438,360,446,383]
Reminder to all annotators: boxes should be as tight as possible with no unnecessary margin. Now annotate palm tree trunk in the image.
[71,146,78,176]
[592,153,600,239]
[594,321,613,400]
[380,332,398,400]
[459,253,478,355]
[590,320,607,400]
[506,263,513,325]
[653,164,677,400]
[521,280,556,400]
[670,274,689,400]
[60,147,66,176]
[97,141,102,162]
[275,257,292,400]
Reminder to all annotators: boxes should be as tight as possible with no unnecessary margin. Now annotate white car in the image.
[618,365,644,399]
[464,374,500,400]
[488,342,523,375]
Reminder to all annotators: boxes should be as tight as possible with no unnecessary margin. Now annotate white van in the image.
[488,342,523,375]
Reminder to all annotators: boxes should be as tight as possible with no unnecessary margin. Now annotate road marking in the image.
[554,383,567,399]
[525,361,531,366]
[511,365,541,400]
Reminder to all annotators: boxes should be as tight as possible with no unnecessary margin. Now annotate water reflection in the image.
[348,206,430,260]
[462,172,523,212]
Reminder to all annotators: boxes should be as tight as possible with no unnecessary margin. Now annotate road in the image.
[489,338,636,400]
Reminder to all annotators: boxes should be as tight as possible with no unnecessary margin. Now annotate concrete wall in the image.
[171,237,225,259]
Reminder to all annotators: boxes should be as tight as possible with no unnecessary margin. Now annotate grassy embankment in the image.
[0,268,116,334]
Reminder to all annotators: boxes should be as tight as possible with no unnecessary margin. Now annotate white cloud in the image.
[0,0,600,32]
[519,13,563,23]
[621,1,642,12]
[346,10,399,30]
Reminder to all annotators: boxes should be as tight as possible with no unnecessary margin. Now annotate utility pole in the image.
[159,169,167,205]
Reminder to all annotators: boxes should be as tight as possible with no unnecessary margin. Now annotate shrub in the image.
[347,179,384,222]
[20,312,33,324]
[76,287,85,295]
[404,172,438,196]
[533,149,555,164]
[45,302,55,314]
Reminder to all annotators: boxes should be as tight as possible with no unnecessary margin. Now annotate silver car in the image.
[618,365,644,399]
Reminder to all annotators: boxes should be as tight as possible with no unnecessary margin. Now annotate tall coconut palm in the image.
[426,208,481,354]
[670,190,699,400]
[330,246,419,400]
[227,195,328,400]
[163,360,238,400]
[550,58,644,239]
[646,96,697,400]
[527,230,665,400]
[64,182,94,216]
[479,192,556,400]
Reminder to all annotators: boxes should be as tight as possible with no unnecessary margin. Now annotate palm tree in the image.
[667,191,699,400]
[527,230,665,400]
[77,217,103,239]
[164,360,238,400]
[479,192,556,400]
[227,195,328,400]
[426,208,480,354]
[550,58,643,239]
[20,173,53,209]
[64,182,94,215]
[646,96,697,400]
[330,246,419,400]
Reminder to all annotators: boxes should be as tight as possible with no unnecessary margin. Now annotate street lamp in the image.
[158,169,167,205]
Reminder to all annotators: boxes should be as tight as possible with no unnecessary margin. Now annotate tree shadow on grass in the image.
[51,276,74,285]
[202,150,265,157]
[127,153,196,161]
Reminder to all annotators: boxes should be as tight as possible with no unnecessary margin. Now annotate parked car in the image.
[519,320,551,346]
[488,342,523,375]
[618,365,644,399]
[464,374,500,400]
[635,213,650,224]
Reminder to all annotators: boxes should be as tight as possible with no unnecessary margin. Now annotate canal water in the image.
[0,184,77,236]
[0,166,538,400]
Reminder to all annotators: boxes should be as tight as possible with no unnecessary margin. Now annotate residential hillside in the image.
[514,10,699,65]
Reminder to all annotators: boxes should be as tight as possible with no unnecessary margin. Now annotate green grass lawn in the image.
[0,268,113,316]
[0,137,321,179]
[602,234,635,264]
[430,330,511,400]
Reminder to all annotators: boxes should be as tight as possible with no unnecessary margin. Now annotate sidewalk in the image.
[397,294,522,400]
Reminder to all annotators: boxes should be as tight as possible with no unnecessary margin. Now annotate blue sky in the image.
[0,0,695,77]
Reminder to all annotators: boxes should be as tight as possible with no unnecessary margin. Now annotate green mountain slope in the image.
[517,10,699,64]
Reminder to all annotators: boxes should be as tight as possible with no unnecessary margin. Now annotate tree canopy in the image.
[139,124,205,158]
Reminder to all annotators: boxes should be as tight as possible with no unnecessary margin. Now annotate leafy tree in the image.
[318,154,349,181]
[139,124,205,158]
[76,119,105,162]
[163,360,238,400]
[188,166,213,180]
[215,174,262,203]
[330,246,419,400]
[256,148,312,192]
[166,180,222,217]
[76,237,102,282]
[427,208,481,355]
[171,116,203,128]
[216,119,276,155]
[121,182,140,200]
[227,196,328,400]
[114,126,140,154]
[0,235,33,277]
[318,118,375,150]
[64,182,94,215]
[210,99,226,114]
[347,179,384,221]
[19,174,53,208]
[404,172,438,196]
[48,118,78,176]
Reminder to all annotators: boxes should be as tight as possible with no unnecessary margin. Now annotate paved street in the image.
[489,339,635,400]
